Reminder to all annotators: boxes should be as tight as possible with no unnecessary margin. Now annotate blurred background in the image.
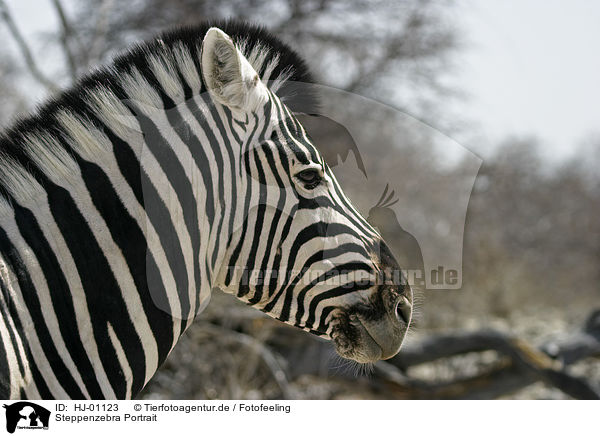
[0,0,598,399]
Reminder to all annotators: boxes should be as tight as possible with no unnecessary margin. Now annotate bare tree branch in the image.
[86,0,115,68]
[0,0,59,92]
[262,309,600,399]
[382,311,600,399]
[390,327,600,370]
[50,0,78,81]
[197,322,292,399]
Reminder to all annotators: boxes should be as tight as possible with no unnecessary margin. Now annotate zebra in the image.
[0,20,412,399]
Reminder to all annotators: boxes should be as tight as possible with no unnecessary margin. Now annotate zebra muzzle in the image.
[331,287,412,363]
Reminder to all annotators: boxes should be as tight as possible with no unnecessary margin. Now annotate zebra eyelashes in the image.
[295,168,323,190]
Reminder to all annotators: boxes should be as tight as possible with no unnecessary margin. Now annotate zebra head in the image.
[203,28,412,364]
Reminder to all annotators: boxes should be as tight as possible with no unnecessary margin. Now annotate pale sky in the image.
[5,0,600,163]
[454,0,600,162]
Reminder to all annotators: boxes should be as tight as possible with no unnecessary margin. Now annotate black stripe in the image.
[263,222,365,315]
[247,143,287,305]
[261,206,301,312]
[238,112,272,299]
[103,125,190,336]
[0,282,26,379]
[208,104,240,273]
[280,102,320,163]
[326,165,378,239]
[277,244,370,323]
[28,358,52,399]
[0,317,11,398]
[285,222,361,275]
[12,204,108,399]
[73,157,174,370]
[271,96,311,165]
[0,221,86,399]
[43,184,146,398]
[123,105,193,323]
[160,101,208,319]
[304,280,374,329]
[238,146,267,298]
[224,113,263,287]
[294,261,373,325]
[0,270,52,399]
[316,306,337,332]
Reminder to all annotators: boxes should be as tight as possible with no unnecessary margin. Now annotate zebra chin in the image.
[330,285,413,364]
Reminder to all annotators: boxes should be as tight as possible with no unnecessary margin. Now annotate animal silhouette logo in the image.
[368,184,425,287]
[2,402,50,433]
[296,114,367,178]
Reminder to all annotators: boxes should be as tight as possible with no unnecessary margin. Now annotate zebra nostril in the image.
[394,296,411,324]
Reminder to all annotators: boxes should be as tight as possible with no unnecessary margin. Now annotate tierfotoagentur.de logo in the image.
[2,402,50,433]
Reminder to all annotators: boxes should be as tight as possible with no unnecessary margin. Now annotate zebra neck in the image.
[81,86,245,395]
[0,82,244,399]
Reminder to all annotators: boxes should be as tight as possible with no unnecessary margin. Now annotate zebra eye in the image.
[296,168,322,189]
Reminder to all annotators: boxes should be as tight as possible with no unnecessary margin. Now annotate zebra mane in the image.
[0,20,318,213]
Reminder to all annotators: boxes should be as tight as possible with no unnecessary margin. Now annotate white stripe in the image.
[0,255,40,399]
[65,174,159,385]
[106,322,132,399]
[184,97,230,283]
[137,130,197,325]
[172,42,202,94]
[21,144,160,386]
[0,226,69,398]
[0,303,20,398]
[0,211,91,398]
[123,75,215,323]
[0,258,33,397]
[148,51,186,104]
[22,192,116,399]
[58,111,183,333]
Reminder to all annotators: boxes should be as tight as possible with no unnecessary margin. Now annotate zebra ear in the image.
[201,27,267,111]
